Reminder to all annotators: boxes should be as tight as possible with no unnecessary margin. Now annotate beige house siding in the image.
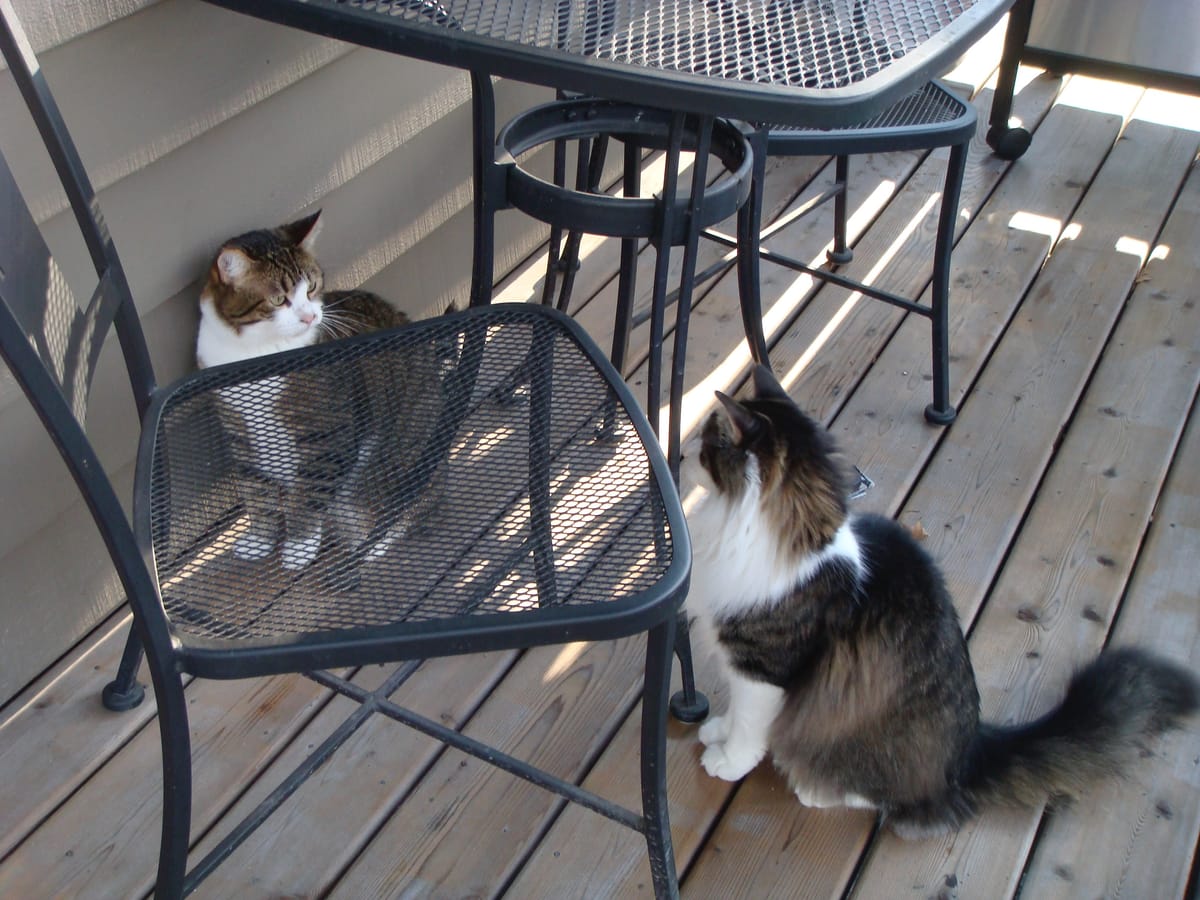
[0,0,555,704]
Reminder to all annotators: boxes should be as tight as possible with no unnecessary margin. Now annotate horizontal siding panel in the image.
[34,48,473,322]
[0,464,130,706]
[4,0,156,53]
[0,288,192,560]
[315,77,553,313]
[0,288,196,704]
[0,0,353,220]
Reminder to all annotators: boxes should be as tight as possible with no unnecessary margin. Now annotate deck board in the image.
[1019,366,1200,899]
[2,29,1199,900]
[844,97,1200,900]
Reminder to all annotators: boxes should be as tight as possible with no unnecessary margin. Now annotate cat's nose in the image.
[298,309,316,325]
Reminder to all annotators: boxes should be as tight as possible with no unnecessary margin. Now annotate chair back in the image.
[0,0,155,424]
[0,1,166,643]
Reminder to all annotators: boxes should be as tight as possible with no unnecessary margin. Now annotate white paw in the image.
[794,783,842,809]
[698,715,729,747]
[281,529,322,570]
[701,742,762,781]
[843,792,876,810]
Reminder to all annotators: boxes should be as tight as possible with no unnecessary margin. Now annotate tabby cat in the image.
[197,211,444,569]
[682,363,1197,838]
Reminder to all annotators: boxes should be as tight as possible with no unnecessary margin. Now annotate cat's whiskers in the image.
[317,310,359,340]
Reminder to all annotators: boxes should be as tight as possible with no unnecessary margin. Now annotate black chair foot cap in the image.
[102,680,146,712]
[986,125,1032,161]
[826,247,854,265]
[669,689,710,723]
[924,403,957,426]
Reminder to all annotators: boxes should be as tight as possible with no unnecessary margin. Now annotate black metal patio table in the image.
[204,0,1015,466]
[203,0,1016,755]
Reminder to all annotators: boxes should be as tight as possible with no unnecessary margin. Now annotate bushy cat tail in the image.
[965,647,1198,808]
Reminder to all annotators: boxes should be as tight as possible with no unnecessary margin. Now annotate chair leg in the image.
[552,136,609,313]
[924,140,968,426]
[526,318,559,604]
[664,115,712,725]
[827,155,854,265]
[668,612,709,723]
[642,616,680,899]
[102,624,147,711]
[153,669,193,899]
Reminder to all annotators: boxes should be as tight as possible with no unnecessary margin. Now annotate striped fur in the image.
[685,364,1198,837]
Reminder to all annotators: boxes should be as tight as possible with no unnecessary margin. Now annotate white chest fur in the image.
[218,377,298,481]
[684,460,863,624]
[198,293,313,482]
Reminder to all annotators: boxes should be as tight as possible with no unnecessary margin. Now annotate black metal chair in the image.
[734,80,977,424]
[0,5,689,897]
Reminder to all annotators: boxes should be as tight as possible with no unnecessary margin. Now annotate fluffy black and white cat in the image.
[682,364,1197,837]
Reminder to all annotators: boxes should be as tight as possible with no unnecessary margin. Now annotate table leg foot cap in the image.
[102,679,146,712]
[670,689,710,723]
[924,403,957,426]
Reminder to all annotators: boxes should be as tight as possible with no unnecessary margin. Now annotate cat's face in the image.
[693,365,849,553]
[201,212,327,350]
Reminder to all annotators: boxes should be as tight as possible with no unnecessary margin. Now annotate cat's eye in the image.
[270,295,288,307]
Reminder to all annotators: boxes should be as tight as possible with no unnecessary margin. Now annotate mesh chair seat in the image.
[146,305,683,672]
[0,5,688,893]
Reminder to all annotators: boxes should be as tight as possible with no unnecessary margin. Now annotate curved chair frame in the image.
[0,4,690,896]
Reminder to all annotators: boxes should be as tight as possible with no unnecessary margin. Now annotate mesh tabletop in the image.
[144,305,679,649]
[212,0,1013,126]
[341,0,974,87]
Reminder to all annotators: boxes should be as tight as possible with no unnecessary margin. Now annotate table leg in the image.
[735,126,771,366]
[611,139,642,376]
[470,70,498,307]
[987,0,1035,160]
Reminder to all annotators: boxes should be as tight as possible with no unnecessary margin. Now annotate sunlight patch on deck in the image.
[778,191,941,393]
[1055,74,1145,117]
[1115,235,1151,263]
[1007,211,1062,241]
[543,641,588,681]
[1132,90,1200,130]
[664,176,906,441]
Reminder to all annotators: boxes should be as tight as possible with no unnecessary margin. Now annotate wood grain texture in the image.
[0,613,154,859]
[845,98,1200,900]
[330,637,648,898]
[1004,147,1200,900]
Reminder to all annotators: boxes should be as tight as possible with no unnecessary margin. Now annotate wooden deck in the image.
[2,27,1199,900]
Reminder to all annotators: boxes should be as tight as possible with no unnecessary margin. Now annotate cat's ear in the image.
[715,391,763,443]
[216,247,252,284]
[279,210,323,252]
[751,364,791,402]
